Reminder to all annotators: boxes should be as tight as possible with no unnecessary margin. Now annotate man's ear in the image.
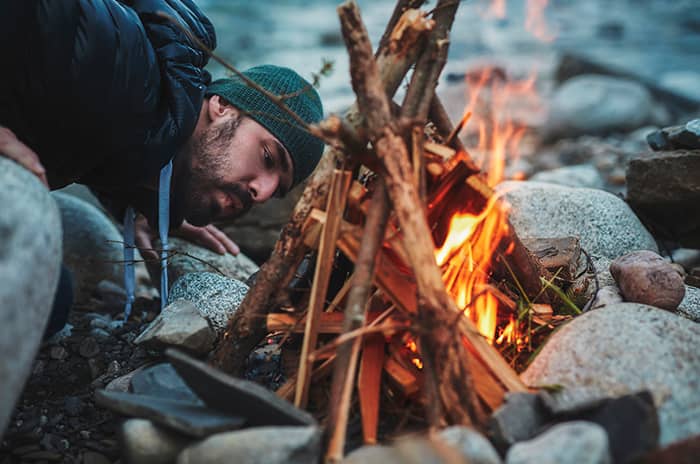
[207,95,240,123]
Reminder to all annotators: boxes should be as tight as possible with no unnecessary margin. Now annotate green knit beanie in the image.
[206,65,325,188]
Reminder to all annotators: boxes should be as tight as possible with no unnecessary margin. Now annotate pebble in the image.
[49,346,69,361]
[64,397,84,417]
[79,337,101,358]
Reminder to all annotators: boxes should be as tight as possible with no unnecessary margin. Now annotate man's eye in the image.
[263,147,275,169]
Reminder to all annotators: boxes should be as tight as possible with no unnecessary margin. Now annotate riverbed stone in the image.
[521,303,700,445]
[498,181,658,260]
[544,74,654,139]
[439,426,502,464]
[610,251,685,310]
[506,421,611,464]
[168,272,249,333]
[0,158,62,435]
[134,300,216,354]
[530,164,605,189]
[52,192,125,306]
[148,237,258,292]
[677,285,700,322]
[120,418,192,464]
[176,426,321,464]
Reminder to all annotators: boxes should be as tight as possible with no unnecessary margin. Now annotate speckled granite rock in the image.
[168,273,249,333]
[677,285,700,322]
[522,303,700,445]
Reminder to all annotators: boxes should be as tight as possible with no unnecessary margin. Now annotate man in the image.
[0,0,325,325]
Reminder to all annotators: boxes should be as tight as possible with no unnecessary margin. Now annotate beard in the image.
[172,117,253,227]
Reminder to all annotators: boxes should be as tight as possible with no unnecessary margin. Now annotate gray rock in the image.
[439,426,502,464]
[393,436,471,464]
[94,390,245,438]
[52,192,125,306]
[177,426,321,464]
[545,75,654,139]
[498,181,658,260]
[120,418,192,464]
[677,285,700,322]
[147,236,258,292]
[530,165,605,190]
[0,158,62,434]
[506,421,611,464]
[610,251,685,310]
[521,304,700,445]
[341,446,403,464]
[627,150,700,248]
[489,392,549,449]
[134,300,216,354]
[589,285,623,310]
[660,71,700,103]
[131,363,202,404]
[168,273,249,332]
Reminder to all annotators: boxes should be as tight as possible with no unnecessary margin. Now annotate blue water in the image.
[198,0,700,112]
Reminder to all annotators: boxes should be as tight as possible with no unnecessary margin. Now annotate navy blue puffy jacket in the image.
[0,0,216,193]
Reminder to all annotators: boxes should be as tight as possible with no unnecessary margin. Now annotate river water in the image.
[198,0,700,113]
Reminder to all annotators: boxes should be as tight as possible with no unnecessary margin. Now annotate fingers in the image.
[0,127,49,187]
[174,221,240,256]
[134,215,159,262]
[205,224,240,255]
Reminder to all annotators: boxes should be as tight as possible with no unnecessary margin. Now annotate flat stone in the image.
[530,165,605,190]
[0,158,62,435]
[147,237,258,291]
[610,251,686,310]
[94,390,245,438]
[438,426,502,464]
[489,392,549,450]
[120,418,193,464]
[130,363,202,404]
[522,303,700,445]
[677,285,700,322]
[521,237,580,281]
[167,349,316,427]
[499,181,657,261]
[134,299,216,354]
[177,426,321,464]
[168,272,249,333]
[626,150,700,248]
[506,421,611,464]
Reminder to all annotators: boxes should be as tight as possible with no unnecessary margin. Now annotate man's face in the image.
[173,100,294,227]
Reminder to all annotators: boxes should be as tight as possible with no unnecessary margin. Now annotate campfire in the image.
[209,0,574,460]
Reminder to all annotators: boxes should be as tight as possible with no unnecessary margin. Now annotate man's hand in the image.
[0,126,48,187]
[134,214,239,262]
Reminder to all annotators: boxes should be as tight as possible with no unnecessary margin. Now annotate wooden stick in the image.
[326,182,390,462]
[295,170,352,408]
[358,334,385,444]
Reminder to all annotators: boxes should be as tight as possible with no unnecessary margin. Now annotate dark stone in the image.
[130,363,202,405]
[647,120,700,151]
[637,435,700,464]
[489,392,550,451]
[94,390,245,438]
[79,337,101,358]
[166,349,317,427]
[551,391,659,463]
[626,150,700,247]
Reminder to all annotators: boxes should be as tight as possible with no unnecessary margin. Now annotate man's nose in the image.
[248,173,279,203]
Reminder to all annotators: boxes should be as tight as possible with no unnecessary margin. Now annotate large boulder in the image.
[0,158,62,435]
[498,181,658,260]
[544,75,655,139]
[147,237,258,293]
[521,303,700,445]
[626,150,700,248]
[52,192,124,305]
